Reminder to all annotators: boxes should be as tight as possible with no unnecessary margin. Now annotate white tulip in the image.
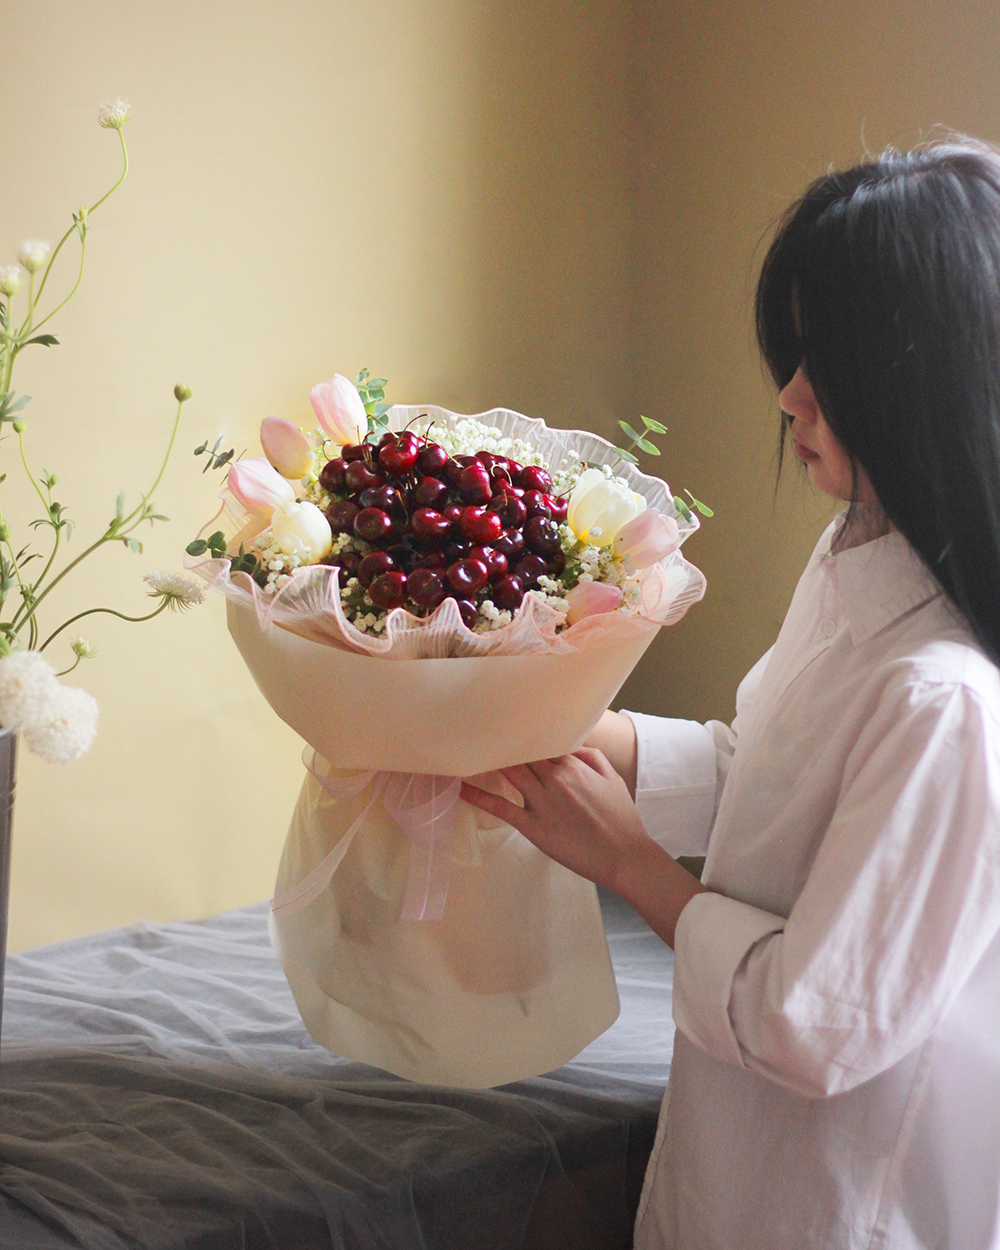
[269,501,333,564]
[567,470,646,547]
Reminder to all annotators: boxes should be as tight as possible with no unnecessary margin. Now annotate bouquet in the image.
[190,374,706,1086]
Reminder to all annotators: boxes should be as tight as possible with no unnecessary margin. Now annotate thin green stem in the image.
[121,398,184,528]
[55,654,82,677]
[30,236,87,335]
[40,599,168,652]
[17,426,50,512]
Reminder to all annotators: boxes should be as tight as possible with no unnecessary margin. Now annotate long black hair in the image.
[756,138,1000,665]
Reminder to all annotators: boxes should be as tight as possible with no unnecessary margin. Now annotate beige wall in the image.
[4,0,1000,949]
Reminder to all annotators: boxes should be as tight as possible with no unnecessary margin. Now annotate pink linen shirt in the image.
[625,520,1000,1250]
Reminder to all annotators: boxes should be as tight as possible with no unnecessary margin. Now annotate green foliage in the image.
[193,436,235,472]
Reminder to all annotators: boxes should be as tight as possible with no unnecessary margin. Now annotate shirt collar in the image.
[823,522,943,646]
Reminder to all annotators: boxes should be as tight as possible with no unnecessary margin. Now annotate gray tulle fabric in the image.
[0,891,673,1249]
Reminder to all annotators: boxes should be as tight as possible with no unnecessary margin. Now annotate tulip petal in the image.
[270,500,333,564]
[613,509,680,568]
[565,580,624,625]
[309,375,368,445]
[260,416,313,479]
[227,458,297,520]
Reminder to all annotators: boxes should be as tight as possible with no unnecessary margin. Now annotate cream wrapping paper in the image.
[206,405,707,1086]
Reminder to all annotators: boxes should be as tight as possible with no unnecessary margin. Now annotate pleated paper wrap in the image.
[207,406,706,1087]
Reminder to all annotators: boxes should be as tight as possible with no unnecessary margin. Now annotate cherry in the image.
[447,558,489,595]
[326,499,360,533]
[345,461,383,493]
[410,508,452,543]
[454,598,478,629]
[492,574,524,611]
[413,476,449,508]
[369,571,408,610]
[475,451,499,472]
[506,460,523,479]
[524,515,562,556]
[494,528,525,561]
[457,463,493,504]
[378,430,397,450]
[379,439,419,476]
[547,549,567,575]
[335,551,361,577]
[354,507,394,544]
[417,443,449,476]
[360,484,398,512]
[387,543,422,573]
[522,489,552,519]
[407,567,447,610]
[517,465,553,493]
[319,457,347,491]
[415,550,448,570]
[515,554,548,589]
[548,495,569,523]
[469,545,508,579]
[442,504,463,525]
[459,506,503,544]
[491,492,527,528]
[445,536,472,562]
[341,444,367,463]
[358,550,396,587]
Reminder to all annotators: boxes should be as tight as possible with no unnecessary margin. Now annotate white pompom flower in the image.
[0,650,100,762]
[98,98,132,130]
[0,266,22,297]
[17,240,51,274]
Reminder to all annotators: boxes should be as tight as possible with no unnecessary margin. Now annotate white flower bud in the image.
[18,241,51,274]
[270,501,333,564]
[98,98,132,130]
[71,636,97,659]
[0,266,22,297]
[566,470,646,547]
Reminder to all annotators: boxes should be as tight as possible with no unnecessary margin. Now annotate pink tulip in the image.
[613,509,680,568]
[309,374,368,445]
[565,580,624,625]
[260,416,313,479]
[227,457,296,520]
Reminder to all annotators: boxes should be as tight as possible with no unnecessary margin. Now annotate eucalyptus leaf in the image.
[614,447,639,464]
[673,495,694,522]
[186,539,209,556]
[636,437,660,455]
[116,490,125,520]
[23,334,59,348]
[641,416,668,433]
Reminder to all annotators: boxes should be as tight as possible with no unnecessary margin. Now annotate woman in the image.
[462,140,1000,1249]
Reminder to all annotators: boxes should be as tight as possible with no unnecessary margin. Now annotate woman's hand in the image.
[461,747,708,948]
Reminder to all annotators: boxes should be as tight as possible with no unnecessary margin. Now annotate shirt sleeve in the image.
[621,646,774,858]
[672,676,1000,1099]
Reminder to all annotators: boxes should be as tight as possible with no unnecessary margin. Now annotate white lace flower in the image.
[17,240,51,274]
[98,98,132,130]
[143,570,206,611]
[0,266,22,297]
[23,684,99,763]
[71,636,97,659]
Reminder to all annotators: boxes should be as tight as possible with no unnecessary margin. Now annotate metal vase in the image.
[0,727,16,1059]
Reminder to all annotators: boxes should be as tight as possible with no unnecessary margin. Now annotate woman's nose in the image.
[778,366,820,424]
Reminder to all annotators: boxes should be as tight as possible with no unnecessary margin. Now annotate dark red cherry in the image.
[379,440,419,476]
[492,574,524,611]
[547,549,567,575]
[524,516,562,556]
[492,492,527,528]
[459,506,503,544]
[457,463,493,504]
[319,457,347,491]
[454,598,478,629]
[417,443,449,476]
[415,550,448,570]
[506,460,523,479]
[515,554,548,589]
[345,461,383,493]
[494,528,525,561]
[517,465,553,493]
[387,543,421,573]
[368,571,408,610]
[358,550,396,587]
[360,484,398,512]
[522,489,552,520]
[475,451,499,472]
[445,536,472,562]
[407,567,447,610]
[378,430,397,450]
[410,508,452,543]
[354,507,394,544]
[413,476,449,508]
[341,443,367,463]
[469,545,508,579]
[548,495,569,523]
[447,558,489,595]
[326,499,360,533]
[443,504,463,525]
[334,551,361,577]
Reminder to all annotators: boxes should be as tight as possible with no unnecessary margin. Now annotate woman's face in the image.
[779,366,878,504]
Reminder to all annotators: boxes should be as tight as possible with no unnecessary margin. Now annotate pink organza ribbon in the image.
[269,749,463,922]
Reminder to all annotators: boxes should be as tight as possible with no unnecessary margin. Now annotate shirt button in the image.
[821,618,837,639]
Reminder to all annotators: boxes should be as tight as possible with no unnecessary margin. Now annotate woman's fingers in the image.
[460,781,530,831]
